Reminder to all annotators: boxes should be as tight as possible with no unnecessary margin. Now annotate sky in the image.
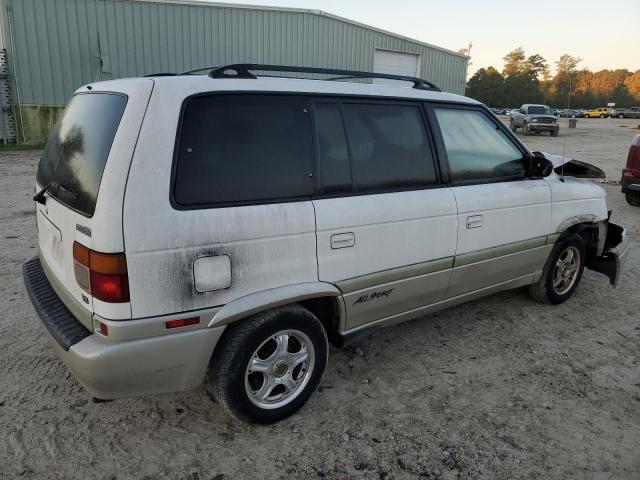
[188,0,640,75]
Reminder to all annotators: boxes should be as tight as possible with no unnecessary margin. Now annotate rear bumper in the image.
[620,173,640,193]
[23,256,225,399]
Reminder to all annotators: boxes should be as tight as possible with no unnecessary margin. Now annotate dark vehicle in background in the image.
[614,107,640,119]
[622,134,640,206]
[510,104,559,136]
[557,109,583,118]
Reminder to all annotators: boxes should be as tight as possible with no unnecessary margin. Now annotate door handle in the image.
[330,232,355,249]
[466,215,483,229]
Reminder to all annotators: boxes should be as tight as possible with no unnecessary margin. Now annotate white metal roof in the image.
[131,0,470,60]
[83,75,478,104]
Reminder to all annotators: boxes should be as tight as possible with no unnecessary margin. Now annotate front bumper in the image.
[23,256,225,399]
[528,123,558,131]
[586,223,631,288]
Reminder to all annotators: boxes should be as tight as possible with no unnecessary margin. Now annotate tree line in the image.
[466,47,640,109]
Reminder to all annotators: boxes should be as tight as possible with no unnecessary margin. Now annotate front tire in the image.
[210,304,328,423]
[551,129,559,137]
[529,234,585,305]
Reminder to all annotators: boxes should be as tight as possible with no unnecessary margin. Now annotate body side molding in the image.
[208,282,342,327]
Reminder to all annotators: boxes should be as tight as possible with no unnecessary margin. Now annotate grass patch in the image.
[0,143,44,152]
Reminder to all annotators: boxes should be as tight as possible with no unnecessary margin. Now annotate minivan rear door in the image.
[311,99,458,331]
[35,79,154,326]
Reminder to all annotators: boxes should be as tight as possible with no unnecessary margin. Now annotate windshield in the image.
[36,93,127,216]
[528,106,554,115]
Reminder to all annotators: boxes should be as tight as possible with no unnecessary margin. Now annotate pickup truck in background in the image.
[510,104,560,137]
[613,107,640,119]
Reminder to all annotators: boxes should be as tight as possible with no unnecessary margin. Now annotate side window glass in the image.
[434,108,524,183]
[174,95,314,206]
[341,103,437,192]
[314,102,352,194]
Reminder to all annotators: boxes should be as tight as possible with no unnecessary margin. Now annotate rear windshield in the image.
[36,92,127,216]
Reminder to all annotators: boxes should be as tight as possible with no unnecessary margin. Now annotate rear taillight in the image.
[73,242,130,303]
[626,144,640,174]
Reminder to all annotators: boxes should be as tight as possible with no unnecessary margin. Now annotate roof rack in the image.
[208,64,441,91]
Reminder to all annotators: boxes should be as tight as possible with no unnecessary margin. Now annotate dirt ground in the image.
[1,118,639,480]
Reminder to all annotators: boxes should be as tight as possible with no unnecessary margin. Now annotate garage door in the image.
[373,49,420,86]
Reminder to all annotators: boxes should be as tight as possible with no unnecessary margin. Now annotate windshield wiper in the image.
[33,181,76,205]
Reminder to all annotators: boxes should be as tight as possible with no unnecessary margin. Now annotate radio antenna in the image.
[561,135,566,181]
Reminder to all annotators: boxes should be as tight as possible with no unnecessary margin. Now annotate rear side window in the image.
[434,108,524,183]
[173,95,314,207]
[36,93,127,217]
[316,102,437,193]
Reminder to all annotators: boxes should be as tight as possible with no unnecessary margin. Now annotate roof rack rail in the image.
[208,64,441,91]
[144,72,177,77]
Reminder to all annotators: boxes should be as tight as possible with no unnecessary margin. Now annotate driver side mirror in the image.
[527,152,554,178]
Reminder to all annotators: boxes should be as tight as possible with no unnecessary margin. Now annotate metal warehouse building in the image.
[0,0,468,143]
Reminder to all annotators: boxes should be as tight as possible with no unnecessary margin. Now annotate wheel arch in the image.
[555,218,607,257]
[208,282,345,342]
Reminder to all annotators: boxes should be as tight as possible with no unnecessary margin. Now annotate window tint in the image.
[36,93,127,216]
[174,95,314,206]
[341,103,437,191]
[434,108,524,182]
[314,102,351,194]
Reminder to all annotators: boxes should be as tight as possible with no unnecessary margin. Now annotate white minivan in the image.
[24,64,629,423]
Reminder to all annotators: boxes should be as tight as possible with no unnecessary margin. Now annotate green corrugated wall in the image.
[0,0,468,142]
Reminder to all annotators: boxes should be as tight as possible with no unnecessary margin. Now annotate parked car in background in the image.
[506,108,519,117]
[622,134,640,206]
[557,109,582,118]
[21,64,629,423]
[615,107,640,119]
[510,104,560,136]
[584,108,610,118]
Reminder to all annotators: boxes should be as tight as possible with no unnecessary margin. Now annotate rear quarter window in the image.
[173,94,314,207]
[36,93,128,217]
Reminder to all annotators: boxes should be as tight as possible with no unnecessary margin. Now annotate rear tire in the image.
[210,304,328,423]
[626,191,640,207]
[529,234,585,305]
[600,114,606,118]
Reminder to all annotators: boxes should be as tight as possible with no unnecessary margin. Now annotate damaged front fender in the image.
[538,152,606,179]
[586,222,630,287]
